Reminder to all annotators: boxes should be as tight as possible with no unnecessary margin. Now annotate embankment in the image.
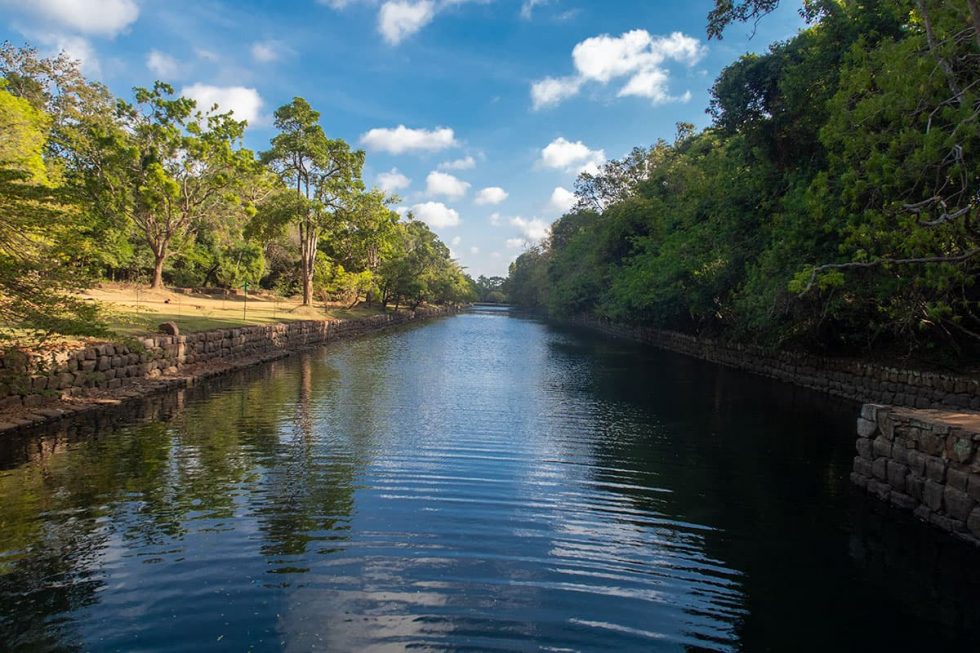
[0,306,457,433]
[573,317,979,411]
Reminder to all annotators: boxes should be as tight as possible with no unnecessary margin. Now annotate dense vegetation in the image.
[0,46,475,342]
[507,0,979,358]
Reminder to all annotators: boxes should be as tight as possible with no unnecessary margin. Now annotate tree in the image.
[0,84,105,340]
[260,97,365,305]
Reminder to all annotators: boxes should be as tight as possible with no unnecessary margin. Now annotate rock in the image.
[857,417,877,438]
[158,321,180,336]
[969,507,980,539]
[943,486,975,522]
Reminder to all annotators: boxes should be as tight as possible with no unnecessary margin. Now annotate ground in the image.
[84,285,387,337]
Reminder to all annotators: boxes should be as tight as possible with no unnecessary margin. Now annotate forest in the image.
[0,44,476,342]
[506,0,980,359]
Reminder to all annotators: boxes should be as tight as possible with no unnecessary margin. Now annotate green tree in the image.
[260,97,365,305]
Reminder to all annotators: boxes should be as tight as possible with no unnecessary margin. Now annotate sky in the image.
[0,0,804,278]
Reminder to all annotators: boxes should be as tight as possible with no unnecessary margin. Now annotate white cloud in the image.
[378,0,436,45]
[539,137,605,174]
[251,40,286,63]
[510,216,551,243]
[506,238,526,249]
[531,29,705,109]
[489,212,502,226]
[531,76,582,110]
[38,34,100,76]
[548,186,576,214]
[181,84,264,124]
[376,168,411,193]
[475,186,508,205]
[6,0,139,37]
[146,50,179,79]
[491,251,502,259]
[426,171,470,199]
[412,201,461,228]
[194,48,220,62]
[438,155,476,171]
[520,0,550,19]
[360,125,457,154]
[470,246,479,254]
[451,236,462,246]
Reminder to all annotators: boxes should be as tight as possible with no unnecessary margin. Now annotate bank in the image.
[0,306,459,435]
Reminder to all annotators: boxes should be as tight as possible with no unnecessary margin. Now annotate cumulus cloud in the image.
[426,171,470,199]
[451,236,462,246]
[37,34,100,75]
[548,186,577,214]
[470,246,480,254]
[438,155,476,171]
[530,29,705,109]
[411,201,461,228]
[376,168,411,193]
[489,212,502,226]
[378,0,436,45]
[475,186,508,205]
[539,137,606,174]
[4,0,139,37]
[181,84,264,125]
[360,125,457,154]
[520,0,550,19]
[510,216,551,243]
[530,76,583,111]
[146,50,179,79]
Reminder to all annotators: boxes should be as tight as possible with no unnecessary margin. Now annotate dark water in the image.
[2,307,979,652]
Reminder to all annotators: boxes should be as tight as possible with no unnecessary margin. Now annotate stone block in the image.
[944,486,975,522]
[947,467,969,492]
[889,492,917,511]
[969,507,980,539]
[925,456,947,483]
[853,457,872,478]
[907,450,927,477]
[946,433,974,464]
[868,479,891,501]
[886,461,908,490]
[891,441,909,465]
[857,417,877,438]
[923,480,944,511]
[855,438,873,461]
[918,431,945,456]
[906,475,925,501]
[872,458,888,481]
[96,356,111,372]
[872,436,892,460]
[968,475,980,502]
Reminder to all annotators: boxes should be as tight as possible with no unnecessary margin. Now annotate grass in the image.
[83,285,388,337]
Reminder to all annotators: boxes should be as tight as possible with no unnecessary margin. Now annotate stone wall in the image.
[576,318,980,411]
[0,307,454,412]
[851,404,980,546]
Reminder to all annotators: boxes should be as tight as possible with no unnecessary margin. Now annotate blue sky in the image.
[0,0,804,277]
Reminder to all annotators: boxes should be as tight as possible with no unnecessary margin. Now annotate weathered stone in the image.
[872,458,888,481]
[918,431,945,456]
[906,475,925,501]
[923,480,944,511]
[855,438,873,461]
[889,492,917,511]
[968,475,980,502]
[886,461,908,490]
[857,417,877,438]
[891,441,909,465]
[868,479,891,501]
[853,457,872,478]
[969,507,980,539]
[925,456,947,483]
[158,321,180,336]
[947,467,969,492]
[872,437,891,460]
[96,356,111,372]
[944,486,975,522]
[946,434,974,464]
[907,450,927,477]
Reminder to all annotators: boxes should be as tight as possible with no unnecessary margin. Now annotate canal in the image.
[1,306,979,650]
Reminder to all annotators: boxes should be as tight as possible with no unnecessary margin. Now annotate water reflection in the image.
[0,310,978,650]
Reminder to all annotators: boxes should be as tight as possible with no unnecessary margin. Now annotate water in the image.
[1,307,979,651]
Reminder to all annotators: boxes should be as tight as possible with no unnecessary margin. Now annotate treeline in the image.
[0,45,475,341]
[507,0,979,357]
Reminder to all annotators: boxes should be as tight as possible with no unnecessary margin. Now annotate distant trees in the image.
[508,0,980,356]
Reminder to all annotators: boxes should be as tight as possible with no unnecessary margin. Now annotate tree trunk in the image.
[302,262,313,306]
[151,253,166,289]
[968,0,980,49]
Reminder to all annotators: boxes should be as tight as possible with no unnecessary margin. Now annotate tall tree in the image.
[260,97,365,305]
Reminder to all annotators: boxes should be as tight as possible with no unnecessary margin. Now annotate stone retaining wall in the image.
[851,404,980,546]
[576,318,980,411]
[0,307,454,412]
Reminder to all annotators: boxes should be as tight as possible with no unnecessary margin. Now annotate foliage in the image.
[508,0,980,357]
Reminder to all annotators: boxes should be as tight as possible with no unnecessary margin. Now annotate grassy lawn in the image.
[84,286,388,337]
